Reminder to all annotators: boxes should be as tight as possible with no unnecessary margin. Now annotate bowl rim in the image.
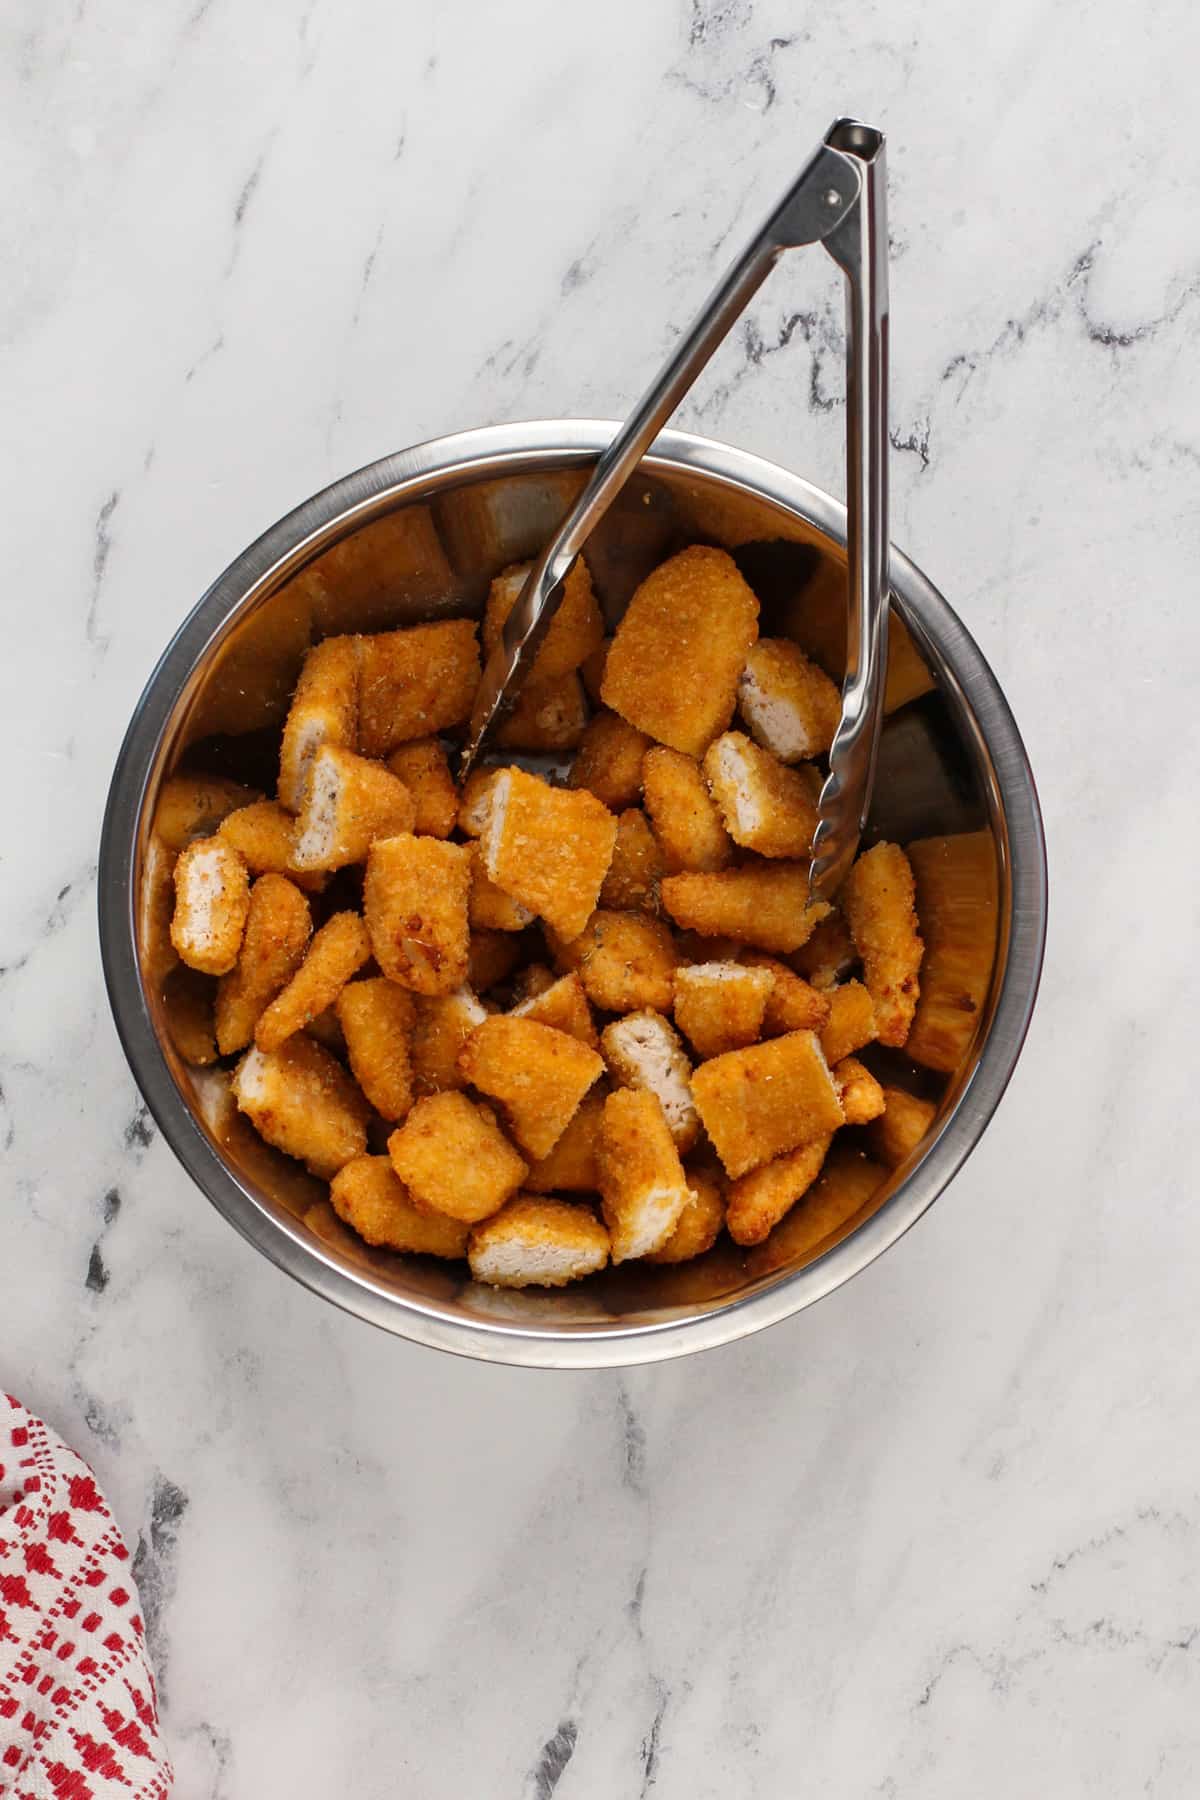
[98,419,1048,1368]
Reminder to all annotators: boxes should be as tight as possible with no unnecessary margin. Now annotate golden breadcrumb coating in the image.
[278,634,360,812]
[726,1135,832,1245]
[818,980,878,1066]
[233,1035,369,1178]
[739,952,831,1035]
[458,1014,602,1160]
[479,767,617,942]
[600,809,665,916]
[495,673,588,752]
[673,961,774,1059]
[569,710,653,811]
[866,1086,938,1167]
[791,908,857,989]
[336,978,416,1122]
[163,967,218,1067]
[841,841,923,1047]
[456,766,509,837]
[702,731,819,860]
[833,1055,886,1126]
[601,1010,699,1151]
[691,1030,845,1179]
[643,1166,726,1263]
[140,832,179,989]
[661,864,830,955]
[170,837,251,975]
[524,1086,608,1193]
[292,745,416,871]
[330,1155,469,1257]
[552,909,678,1014]
[385,738,459,839]
[598,1088,691,1262]
[747,1147,887,1272]
[410,988,488,1095]
[387,1091,527,1223]
[641,746,732,873]
[482,557,604,682]
[601,546,759,756]
[468,844,535,932]
[363,833,472,995]
[255,911,372,1051]
[357,619,480,756]
[215,873,313,1055]
[155,774,258,851]
[511,971,599,1050]
[905,832,998,1073]
[467,1195,609,1288]
[736,637,841,763]
[216,800,326,892]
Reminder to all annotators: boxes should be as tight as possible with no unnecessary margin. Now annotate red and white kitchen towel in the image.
[0,1395,171,1798]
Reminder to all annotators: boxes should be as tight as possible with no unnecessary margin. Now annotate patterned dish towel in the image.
[0,1395,171,1798]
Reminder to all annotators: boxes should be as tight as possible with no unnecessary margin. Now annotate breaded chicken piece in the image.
[746,1146,886,1273]
[691,1030,845,1179]
[600,809,665,916]
[643,1166,726,1263]
[139,831,179,989]
[834,1056,886,1126]
[738,952,831,1035]
[601,1010,699,1151]
[524,1086,607,1193]
[495,672,588,752]
[330,1156,470,1257]
[467,929,526,993]
[736,638,842,763]
[385,738,459,839]
[482,557,605,681]
[387,1091,527,1223]
[479,767,617,942]
[215,873,313,1055]
[551,909,677,1014]
[357,619,480,756]
[661,865,830,955]
[468,843,535,932]
[456,766,509,837]
[468,1195,609,1288]
[254,910,372,1051]
[511,971,599,1050]
[641,746,732,873]
[905,832,998,1073]
[569,710,653,811]
[278,634,360,812]
[217,800,326,892]
[601,546,759,755]
[818,980,877,1065]
[170,837,251,975]
[336,977,416,1122]
[672,961,774,1059]
[726,1135,832,1246]
[598,1089,692,1262]
[155,774,258,851]
[580,637,610,706]
[702,731,819,860]
[458,1015,603,1161]
[364,834,472,995]
[233,1035,369,1178]
[841,842,923,1047]
[292,745,416,871]
[866,1086,937,1167]
[163,967,218,1067]
[791,908,857,990]
[410,987,488,1095]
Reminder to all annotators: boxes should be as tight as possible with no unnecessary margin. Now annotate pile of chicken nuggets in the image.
[159,543,934,1289]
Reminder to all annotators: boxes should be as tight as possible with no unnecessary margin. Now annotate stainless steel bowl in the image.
[98,421,1046,1367]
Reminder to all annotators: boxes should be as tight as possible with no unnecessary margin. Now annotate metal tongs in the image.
[461,117,889,901]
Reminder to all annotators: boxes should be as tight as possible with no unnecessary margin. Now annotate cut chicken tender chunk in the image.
[525,1087,607,1193]
[411,987,487,1094]
[364,834,471,995]
[468,844,534,932]
[479,767,617,942]
[140,832,179,988]
[661,864,830,955]
[155,774,258,851]
[468,930,525,993]
[792,908,857,989]
[691,1030,845,1179]
[468,1196,609,1289]
[673,961,774,1059]
[736,638,842,763]
[336,978,416,1122]
[457,766,510,837]
[569,710,653,811]
[458,1015,603,1161]
[702,731,819,860]
[867,1086,937,1167]
[495,673,588,752]
[233,1036,369,1178]
[601,545,759,756]
[600,809,665,915]
[278,634,360,811]
[818,979,877,1065]
[906,832,998,1073]
[215,873,312,1055]
[841,841,923,1047]
[552,909,677,1014]
[255,911,372,1051]
[739,953,830,1035]
[170,837,250,975]
[643,1166,726,1263]
[216,800,325,892]
[482,558,604,682]
[385,739,458,839]
[330,1156,469,1257]
[387,1091,527,1223]
[511,971,599,1050]
[642,746,732,873]
[357,619,480,756]
[834,1056,886,1126]
[726,1135,832,1245]
[601,1011,699,1152]
[598,1089,691,1262]
[292,745,416,871]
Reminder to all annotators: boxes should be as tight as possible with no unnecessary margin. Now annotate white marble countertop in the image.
[4,0,1198,1792]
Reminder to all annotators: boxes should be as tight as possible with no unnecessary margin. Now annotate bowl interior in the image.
[123,437,1018,1353]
